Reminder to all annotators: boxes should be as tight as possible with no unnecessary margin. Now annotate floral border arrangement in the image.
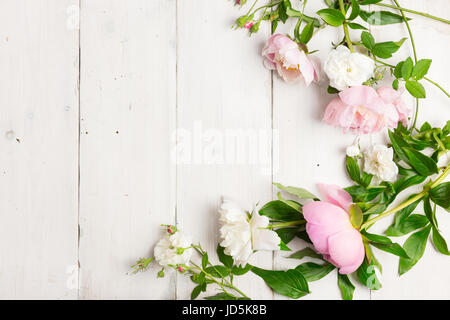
[131,0,449,300]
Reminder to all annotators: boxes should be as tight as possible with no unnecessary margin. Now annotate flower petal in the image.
[317,184,353,212]
[327,228,365,274]
[339,86,379,107]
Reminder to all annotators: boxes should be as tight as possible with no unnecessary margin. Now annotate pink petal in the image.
[306,222,348,254]
[317,184,353,212]
[323,97,347,126]
[377,86,403,104]
[339,86,379,107]
[298,51,315,86]
[327,229,365,274]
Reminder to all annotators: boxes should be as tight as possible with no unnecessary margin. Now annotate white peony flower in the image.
[363,145,398,182]
[219,200,281,266]
[154,229,193,267]
[324,45,375,91]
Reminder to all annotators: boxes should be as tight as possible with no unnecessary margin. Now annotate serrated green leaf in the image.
[405,80,426,99]
[412,59,432,80]
[401,57,414,80]
[361,31,375,50]
[372,41,403,59]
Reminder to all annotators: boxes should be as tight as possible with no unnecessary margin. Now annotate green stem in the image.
[424,77,450,98]
[269,220,306,229]
[246,0,259,16]
[374,3,450,24]
[392,0,419,130]
[339,0,354,52]
[360,164,450,230]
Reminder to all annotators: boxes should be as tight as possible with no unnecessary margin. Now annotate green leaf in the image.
[388,130,411,164]
[362,231,409,258]
[275,227,298,245]
[327,86,340,94]
[300,22,314,44]
[405,80,426,99]
[359,0,383,4]
[361,31,375,50]
[252,267,309,299]
[394,61,404,78]
[337,274,355,300]
[348,22,367,30]
[288,247,322,260]
[346,156,361,184]
[201,253,208,269]
[295,262,335,281]
[349,204,363,228]
[279,240,291,251]
[278,1,289,23]
[423,196,438,230]
[392,79,399,90]
[259,200,302,222]
[273,182,317,200]
[204,292,249,300]
[317,8,346,27]
[372,40,404,59]
[399,225,432,275]
[217,245,233,268]
[231,264,253,275]
[432,227,450,255]
[412,59,432,80]
[430,182,450,210]
[401,57,414,80]
[205,266,230,278]
[360,10,409,25]
[357,258,382,290]
[403,148,438,176]
[393,175,426,194]
[348,0,360,20]
[386,214,429,237]
[191,285,202,300]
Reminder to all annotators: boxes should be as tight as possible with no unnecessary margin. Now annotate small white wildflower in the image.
[363,145,398,182]
[153,229,193,267]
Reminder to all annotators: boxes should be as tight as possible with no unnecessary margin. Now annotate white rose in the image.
[154,230,193,267]
[219,200,281,266]
[324,45,375,91]
[363,145,398,182]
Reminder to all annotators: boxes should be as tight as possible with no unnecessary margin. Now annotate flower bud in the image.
[250,22,260,33]
[157,269,165,278]
[236,15,247,28]
[177,266,186,273]
[244,21,254,29]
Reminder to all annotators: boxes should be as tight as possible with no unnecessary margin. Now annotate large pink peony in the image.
[303,184,365,274]
[323,85,401,134]
[262,34,320,85]
[377,86,412,127]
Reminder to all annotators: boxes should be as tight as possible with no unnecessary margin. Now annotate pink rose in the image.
[262,34,320,85]
[377,86,412,127]
[303,184,365,274]
[323,85,400,134]
[244,21,254,29]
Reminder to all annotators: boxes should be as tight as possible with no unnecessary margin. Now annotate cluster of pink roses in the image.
[262,34,412,135]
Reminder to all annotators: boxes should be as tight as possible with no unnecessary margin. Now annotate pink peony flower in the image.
[262,34,320,85]
[323,85,400,134]
[377,86,412,126]
[303,184,365,274]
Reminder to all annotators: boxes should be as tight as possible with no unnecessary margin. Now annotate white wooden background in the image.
[0,0,448,299]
